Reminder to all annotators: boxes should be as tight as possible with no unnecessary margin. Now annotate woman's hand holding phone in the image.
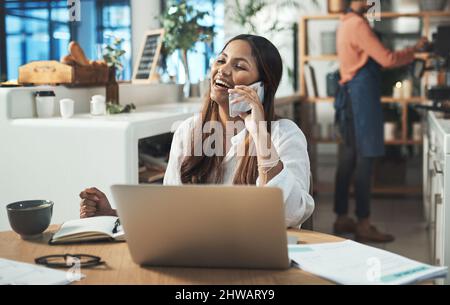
[228,82,282,182]
[228,82,265,139]
[228,82,264,118]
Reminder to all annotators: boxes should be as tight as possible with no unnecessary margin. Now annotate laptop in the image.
[111,184,290,269]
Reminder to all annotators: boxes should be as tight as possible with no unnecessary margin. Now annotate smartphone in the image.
[229,81,265,118]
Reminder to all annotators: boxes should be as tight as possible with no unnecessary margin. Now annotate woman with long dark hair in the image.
[79,34,314,227]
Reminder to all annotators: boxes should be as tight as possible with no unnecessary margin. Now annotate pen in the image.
[112,218,121,234]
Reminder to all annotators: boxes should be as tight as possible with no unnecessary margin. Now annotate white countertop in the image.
[10,101,202,127]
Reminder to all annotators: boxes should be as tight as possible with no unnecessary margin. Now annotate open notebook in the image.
[49,216,125,245]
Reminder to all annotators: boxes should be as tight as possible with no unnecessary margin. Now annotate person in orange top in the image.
[333,0,428,243]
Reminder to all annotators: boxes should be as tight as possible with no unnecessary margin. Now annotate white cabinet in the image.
[424,112,450,284]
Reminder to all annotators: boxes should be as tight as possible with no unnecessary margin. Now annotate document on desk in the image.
[288,240,448,285]
[0,258,84,285]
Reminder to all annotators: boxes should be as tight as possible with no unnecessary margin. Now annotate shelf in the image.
[302,11,450,20]
[303,55,338,61]
[305,97,334,103]
[305,96,427,104]
[378,11,450,18]
[385,140,422,145]
[303,53,430,62]
[311,138,339,144]
[381,97,427,103]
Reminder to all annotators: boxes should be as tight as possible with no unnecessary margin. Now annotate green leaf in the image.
[102,36,126,70]
[161,0,214,57]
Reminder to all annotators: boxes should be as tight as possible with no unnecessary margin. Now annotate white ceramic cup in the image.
[59,98,74,118]
[92,94,106,103]
[393,85,403,99]
[90,95,106,115]
[413,123,422,141]
[402,80,413,99]
[384,122,397,141]
[36,96,55,118]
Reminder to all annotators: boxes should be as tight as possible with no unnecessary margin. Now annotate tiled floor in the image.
[312,153,431,264]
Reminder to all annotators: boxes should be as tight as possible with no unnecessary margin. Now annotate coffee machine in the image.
[414,25,450,113]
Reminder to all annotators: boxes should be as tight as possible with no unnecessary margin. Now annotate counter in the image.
[423,111,450,284]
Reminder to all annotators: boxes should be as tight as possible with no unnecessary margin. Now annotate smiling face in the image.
[210,40,260,107]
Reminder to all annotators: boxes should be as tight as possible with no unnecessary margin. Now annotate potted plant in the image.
[102,37,126,104]
[160,0,213,96]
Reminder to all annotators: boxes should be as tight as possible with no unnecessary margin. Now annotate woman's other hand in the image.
[79,187,116,218]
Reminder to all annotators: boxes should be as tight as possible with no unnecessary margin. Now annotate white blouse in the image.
[163,115,315,228]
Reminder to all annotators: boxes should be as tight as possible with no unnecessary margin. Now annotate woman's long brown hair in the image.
[180,34,283,184]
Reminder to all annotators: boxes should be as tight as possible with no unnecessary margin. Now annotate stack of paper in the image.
[289,240,447,285]
[0,258,84,285]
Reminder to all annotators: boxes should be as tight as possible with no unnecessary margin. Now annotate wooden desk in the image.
[0,226,343,284]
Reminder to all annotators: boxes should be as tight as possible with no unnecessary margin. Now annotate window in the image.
[96,0,131,80]
[1,0,132,81]
[187,0,224,83]
[164,0,224,84]
[3,0,70,80]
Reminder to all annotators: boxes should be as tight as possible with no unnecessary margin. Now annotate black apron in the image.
[335,58,385,157]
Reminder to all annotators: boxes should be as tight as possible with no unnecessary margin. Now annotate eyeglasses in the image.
[35,254,104,269]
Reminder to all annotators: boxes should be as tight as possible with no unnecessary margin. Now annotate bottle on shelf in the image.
[106,67,119,105]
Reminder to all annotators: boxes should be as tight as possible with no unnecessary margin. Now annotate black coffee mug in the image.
[6,200,53,240]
